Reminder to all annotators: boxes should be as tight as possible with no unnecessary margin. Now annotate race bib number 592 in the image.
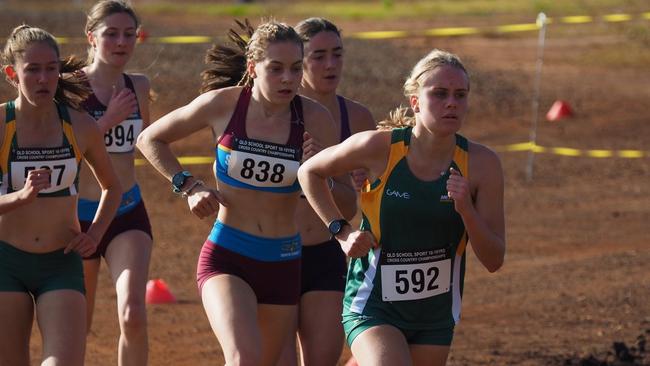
[380,259,451,302]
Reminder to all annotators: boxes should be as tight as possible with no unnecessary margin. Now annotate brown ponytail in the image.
[200,19,254,93]
[56,57,91,110]
[200,19,303,93]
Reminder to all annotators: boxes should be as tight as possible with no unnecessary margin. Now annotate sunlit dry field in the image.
[1,1,648,364]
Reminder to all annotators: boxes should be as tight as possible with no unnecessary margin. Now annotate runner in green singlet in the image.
[0,25,121,366]
[299,49,506,366]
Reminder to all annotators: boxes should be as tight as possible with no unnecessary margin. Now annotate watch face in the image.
[329,220,342,235]
[172,174,185,188]
[172,171,190,188]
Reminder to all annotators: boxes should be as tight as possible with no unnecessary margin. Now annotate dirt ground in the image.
[0,4,648,365]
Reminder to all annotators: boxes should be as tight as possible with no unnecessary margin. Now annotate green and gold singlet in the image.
[0,101,81,197]
[343,126,469,330]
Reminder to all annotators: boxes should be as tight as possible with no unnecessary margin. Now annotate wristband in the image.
[181,180,204,198]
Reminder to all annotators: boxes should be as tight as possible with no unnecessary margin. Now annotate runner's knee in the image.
[119,300,147,334]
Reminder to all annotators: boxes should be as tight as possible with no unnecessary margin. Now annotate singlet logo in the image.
[386,188,410,200]
[280,240,301,258]
[440,194,453,203]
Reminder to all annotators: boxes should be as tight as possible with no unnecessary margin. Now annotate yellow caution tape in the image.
[603,13,632,22]
[586,149,613,158]
[55,37,86,44]
[618,150,645,158]
[561,15,593,24]
[496,142,646,158]
[153,36,214,44]
[135,156,215,166]
[496,23,540,33]
[551,147,582,156]
[36,11,648,44]
[349,30,409,39]
[132,144,645,167]
[421,27,480,36]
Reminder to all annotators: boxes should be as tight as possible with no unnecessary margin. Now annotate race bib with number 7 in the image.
[11,157,77,194]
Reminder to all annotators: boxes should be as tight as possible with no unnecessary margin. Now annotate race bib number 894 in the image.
[105,118,142,153]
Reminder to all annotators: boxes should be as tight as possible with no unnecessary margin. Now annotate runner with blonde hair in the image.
[299,49,506,365]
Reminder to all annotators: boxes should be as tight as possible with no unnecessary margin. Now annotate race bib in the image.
[105,117,142,153]
[226,138,300,188]
[11,154,77,194]
[380,248,451,302]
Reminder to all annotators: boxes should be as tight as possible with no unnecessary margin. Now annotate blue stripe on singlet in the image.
[77,184,142,221]
[207,220,301,262]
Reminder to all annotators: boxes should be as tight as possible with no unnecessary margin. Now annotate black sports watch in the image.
[171,170,193,193]
[328,219,349,237]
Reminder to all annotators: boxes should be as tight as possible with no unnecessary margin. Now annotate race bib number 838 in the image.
[225,137,300,189]
[227,150,298,188]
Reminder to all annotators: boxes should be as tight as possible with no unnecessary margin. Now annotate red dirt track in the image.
[0,4,648,365]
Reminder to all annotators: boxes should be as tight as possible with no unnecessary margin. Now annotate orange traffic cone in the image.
[546,100,573,121]
[344,356,359,366]
[145,279,176,304]
[137,28,149,43]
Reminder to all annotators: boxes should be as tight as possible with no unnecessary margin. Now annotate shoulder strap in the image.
[369,127,409,190]
[56,102,82,163]
[455,133,468,152]
[390,126,412,145]
[77,70,103,112]
[452,133,469,179]
[290,94,304,126]
[5,100,15,124]
[337,95,351,142]
[56,101,72,125]
[5,101,18,150]
[223,87,251,138]
[288,95,305,148]
[123,73,135,92]
[1,102,17,176]
[123,74,141,116]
